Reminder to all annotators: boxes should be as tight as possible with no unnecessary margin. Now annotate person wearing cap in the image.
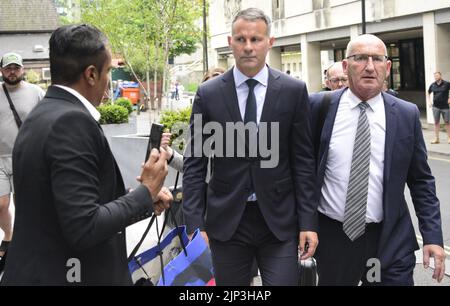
[0,52,45,262]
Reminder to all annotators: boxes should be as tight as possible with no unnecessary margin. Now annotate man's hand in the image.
[188,230,209,246]
[152,187,172,216]
[140,148,168,201]
[161,132,174,159]
[299,231,318,260]
[423,244,446,283]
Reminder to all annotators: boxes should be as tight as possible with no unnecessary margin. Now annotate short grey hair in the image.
[232,8,272,36]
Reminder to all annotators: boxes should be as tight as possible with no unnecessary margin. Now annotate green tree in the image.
[80,0,202,110]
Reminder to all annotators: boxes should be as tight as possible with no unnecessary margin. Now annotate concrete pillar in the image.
[436,23,450,78]
[267,47,282,71]
[422,12,438,124]
[300,34,322,92]
[218,56,228,70]
[350,25,360,40]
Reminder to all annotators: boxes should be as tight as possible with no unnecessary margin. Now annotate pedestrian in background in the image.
[0,52,44,262]
[310,34,445,285]
[428,71,450,144]
[325,61,348,91]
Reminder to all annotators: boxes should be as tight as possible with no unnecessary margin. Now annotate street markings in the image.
[429,156,450,163]
[416,235,450,256]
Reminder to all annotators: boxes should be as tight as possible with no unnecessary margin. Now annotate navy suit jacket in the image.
[310,88,443,269]
[2,86,154,285]
[183,68,317,242]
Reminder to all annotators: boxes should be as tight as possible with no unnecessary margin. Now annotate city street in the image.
[407,154,450,286]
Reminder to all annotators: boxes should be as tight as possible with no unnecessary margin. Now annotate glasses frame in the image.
[329,77,348,84]
[346,54,388,64]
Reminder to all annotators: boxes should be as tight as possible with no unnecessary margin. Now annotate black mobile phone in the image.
[145,123,164,161]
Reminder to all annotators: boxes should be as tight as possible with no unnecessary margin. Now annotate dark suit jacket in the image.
[310,88,443,269]
[183,67,317,241]
[2,86,153,285]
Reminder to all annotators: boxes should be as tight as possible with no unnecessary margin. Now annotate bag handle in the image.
[2,83,23,128]
[128,214,157,262]
[128,171,188,268]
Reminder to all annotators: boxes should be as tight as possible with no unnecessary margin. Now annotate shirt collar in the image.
[346,88,383,113]
[233,65,269,88]
[54,85,101,122]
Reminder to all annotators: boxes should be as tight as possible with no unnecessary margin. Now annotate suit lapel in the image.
[259,68,282,123]
[382,93,397,212]
[220,70,242,123]
[318,89,346,180]
[376,93,398,256]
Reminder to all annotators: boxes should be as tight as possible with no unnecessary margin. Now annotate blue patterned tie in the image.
[343,102,371,241]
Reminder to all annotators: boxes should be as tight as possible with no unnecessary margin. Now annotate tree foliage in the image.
[80,0,203,105]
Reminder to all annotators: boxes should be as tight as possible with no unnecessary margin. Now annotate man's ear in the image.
[83,65,98,86]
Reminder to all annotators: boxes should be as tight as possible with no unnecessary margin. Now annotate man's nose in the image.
[365,57,375,71]
[243,40,253,52]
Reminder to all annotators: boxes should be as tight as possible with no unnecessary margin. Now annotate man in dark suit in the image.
[310,34,445,285]
[1,25,172,285]
[183,8,318,286]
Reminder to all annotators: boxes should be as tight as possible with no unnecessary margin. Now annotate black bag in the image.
[166,172,184,228]
[298,257,317,286]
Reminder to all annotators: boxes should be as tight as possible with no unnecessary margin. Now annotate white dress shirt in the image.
[319,88,386,223]
[233,65,268,125]
[54,85,101,122]
[233,65,269,202]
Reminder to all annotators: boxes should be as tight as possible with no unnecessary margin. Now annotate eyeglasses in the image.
[346,54,388,64]
[329,77,348,84]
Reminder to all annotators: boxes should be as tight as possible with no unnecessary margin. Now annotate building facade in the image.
[0,0,60,84]
[208,0,450,123]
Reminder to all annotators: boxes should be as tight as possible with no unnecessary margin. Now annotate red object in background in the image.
[122,87,140,104]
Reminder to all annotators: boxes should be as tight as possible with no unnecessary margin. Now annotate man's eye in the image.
[355,54,367,61]
[372,56,384,62]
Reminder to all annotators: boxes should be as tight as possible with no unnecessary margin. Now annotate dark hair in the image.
[49,24,109,85]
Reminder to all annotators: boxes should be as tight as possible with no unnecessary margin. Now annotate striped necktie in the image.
[343,102,371,241]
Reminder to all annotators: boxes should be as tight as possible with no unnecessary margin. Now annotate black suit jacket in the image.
[183,67,317,241]
[2,86,153,285]
[310,88,443,269]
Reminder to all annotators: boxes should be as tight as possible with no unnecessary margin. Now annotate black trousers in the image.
[315,213,415,286]
[209,202,298,286]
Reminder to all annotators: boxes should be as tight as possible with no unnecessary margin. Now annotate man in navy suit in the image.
[310,34,446,285]
[183,8,318,285]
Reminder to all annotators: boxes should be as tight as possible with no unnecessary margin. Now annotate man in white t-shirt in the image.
[0,52,45,259]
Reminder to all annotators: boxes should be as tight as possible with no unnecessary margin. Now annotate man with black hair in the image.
[1,24,172,285]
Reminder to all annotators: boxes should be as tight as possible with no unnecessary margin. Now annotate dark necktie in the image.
[244,79,258,124]
[343,102,371,241]
[244,79,258,198]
